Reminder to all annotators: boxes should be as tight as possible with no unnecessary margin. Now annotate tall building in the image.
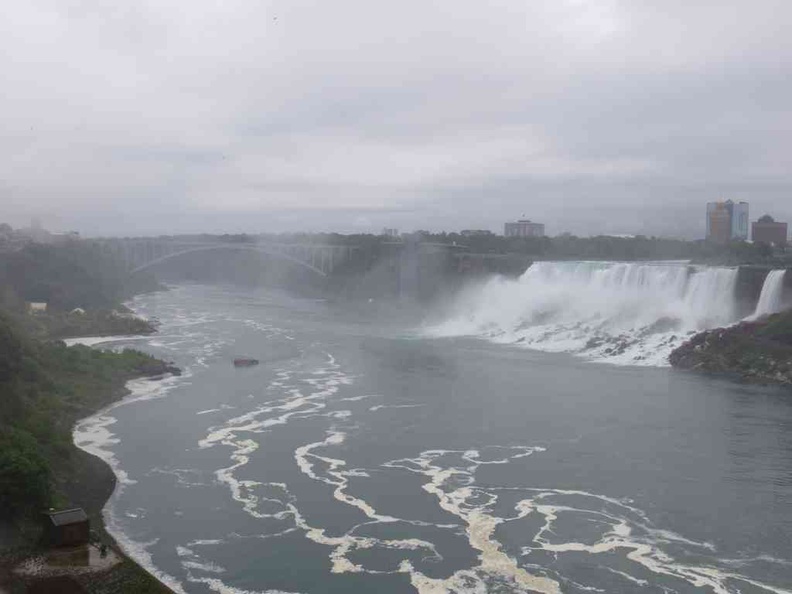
[731,201,750,240]
[504,219,545,238]
[752,215,788,245]
[706,200,749,243]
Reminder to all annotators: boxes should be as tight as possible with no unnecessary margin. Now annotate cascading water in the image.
[751,269,787,318]
[428,261,740,366]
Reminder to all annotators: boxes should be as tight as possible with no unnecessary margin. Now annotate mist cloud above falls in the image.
[2,1,791,237]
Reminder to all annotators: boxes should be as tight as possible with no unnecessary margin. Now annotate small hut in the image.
[43,508,90,547]
[27,302,48,314]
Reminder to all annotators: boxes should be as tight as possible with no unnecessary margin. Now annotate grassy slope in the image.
[0,313,175,593]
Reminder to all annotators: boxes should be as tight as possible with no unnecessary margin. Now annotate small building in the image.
[27,302,48,314]
[752,215,788,246]
[460,229,494,237]
[69,307,86,315]
[43,508,90,547]
[504,219,545,238]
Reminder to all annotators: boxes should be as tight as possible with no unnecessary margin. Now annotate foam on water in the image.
[383,448,791,594]
[73,286,791,593]
[73,372,189,593]
[63,335,150,347]
[194,345,790,593]
[426,261,741,366]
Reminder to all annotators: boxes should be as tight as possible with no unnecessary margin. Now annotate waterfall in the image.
[427,261,740,366]
[751,270,787,318]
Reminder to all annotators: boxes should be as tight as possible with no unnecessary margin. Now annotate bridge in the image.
[95,238,356,277]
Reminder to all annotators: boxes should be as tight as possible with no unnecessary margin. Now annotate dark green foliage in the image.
[0,428,51,518]
[0,243,121,311]
[417,232,785,264]
[0,242,160,314]
[757,311,792,346]
[21,311,155,341]
[0,314,24,383]
[0,312,173,521]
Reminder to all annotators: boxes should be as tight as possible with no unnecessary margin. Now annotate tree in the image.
[0,428,51,517]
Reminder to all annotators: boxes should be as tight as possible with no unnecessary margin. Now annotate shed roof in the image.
[47,508,88,526]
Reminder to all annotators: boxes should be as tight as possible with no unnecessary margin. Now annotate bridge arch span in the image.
[129,244,329,277]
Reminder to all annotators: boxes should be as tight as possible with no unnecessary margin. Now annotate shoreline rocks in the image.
[669,311,792,386]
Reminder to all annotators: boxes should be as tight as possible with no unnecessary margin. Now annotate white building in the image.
[504,220,545,238]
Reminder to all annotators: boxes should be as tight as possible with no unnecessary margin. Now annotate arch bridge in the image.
[95,238,356,277]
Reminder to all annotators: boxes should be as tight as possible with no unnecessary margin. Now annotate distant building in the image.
[504,219,545,238]
[731,201,750,240]
[43,508,90,547]
[460,229,493,237]
[706,200,749,243]
[27,302,48,314]
[752,215,788,245]
[51,231,81,244]
[381,228,399,238]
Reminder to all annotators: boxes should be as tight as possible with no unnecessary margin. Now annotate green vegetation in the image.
[0,429,51,518]
[20,310,156,341]
[0,241,160,313]
[244,230,787,265]
[0,235,170,591]
[0,312,176,521]
[412,232,786,265]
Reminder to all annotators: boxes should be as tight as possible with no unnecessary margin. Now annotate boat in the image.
[233,358,259,367]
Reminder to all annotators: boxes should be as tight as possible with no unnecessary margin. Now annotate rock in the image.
[233,358,259,368]
[669,310,792,386]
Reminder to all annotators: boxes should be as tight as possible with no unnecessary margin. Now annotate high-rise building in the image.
[706,200,749,243]
[504,219,545,238]
[752,215,788,245]
[730,201,749,240]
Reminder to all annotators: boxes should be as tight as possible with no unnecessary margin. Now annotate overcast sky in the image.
[2,1,791,238]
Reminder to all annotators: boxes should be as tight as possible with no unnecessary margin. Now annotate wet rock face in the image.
[669,312,792,386]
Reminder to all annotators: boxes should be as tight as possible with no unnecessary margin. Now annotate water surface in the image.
[74,284,792,593]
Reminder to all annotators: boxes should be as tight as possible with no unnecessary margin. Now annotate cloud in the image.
[1,0,790,237]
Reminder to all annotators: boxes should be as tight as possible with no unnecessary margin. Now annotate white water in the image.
[752,270,787,318]
[428,261,740,366]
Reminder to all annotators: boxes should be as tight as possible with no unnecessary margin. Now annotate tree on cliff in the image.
[0,428,51,517]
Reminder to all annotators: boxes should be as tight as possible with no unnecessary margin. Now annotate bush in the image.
[0,427,51,517]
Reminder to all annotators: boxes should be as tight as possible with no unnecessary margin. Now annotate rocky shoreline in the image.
[669,310,792,385]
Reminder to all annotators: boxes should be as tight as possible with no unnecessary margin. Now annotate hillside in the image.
[0,312,177,592]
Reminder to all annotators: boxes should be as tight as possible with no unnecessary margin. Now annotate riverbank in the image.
[669,309,792,385]
[0,317,180,593]
[20,309,157,341]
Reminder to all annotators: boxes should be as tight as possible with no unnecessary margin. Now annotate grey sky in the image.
[2,0,791,238]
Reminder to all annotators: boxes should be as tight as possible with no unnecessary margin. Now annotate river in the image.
[73,275,792,594]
